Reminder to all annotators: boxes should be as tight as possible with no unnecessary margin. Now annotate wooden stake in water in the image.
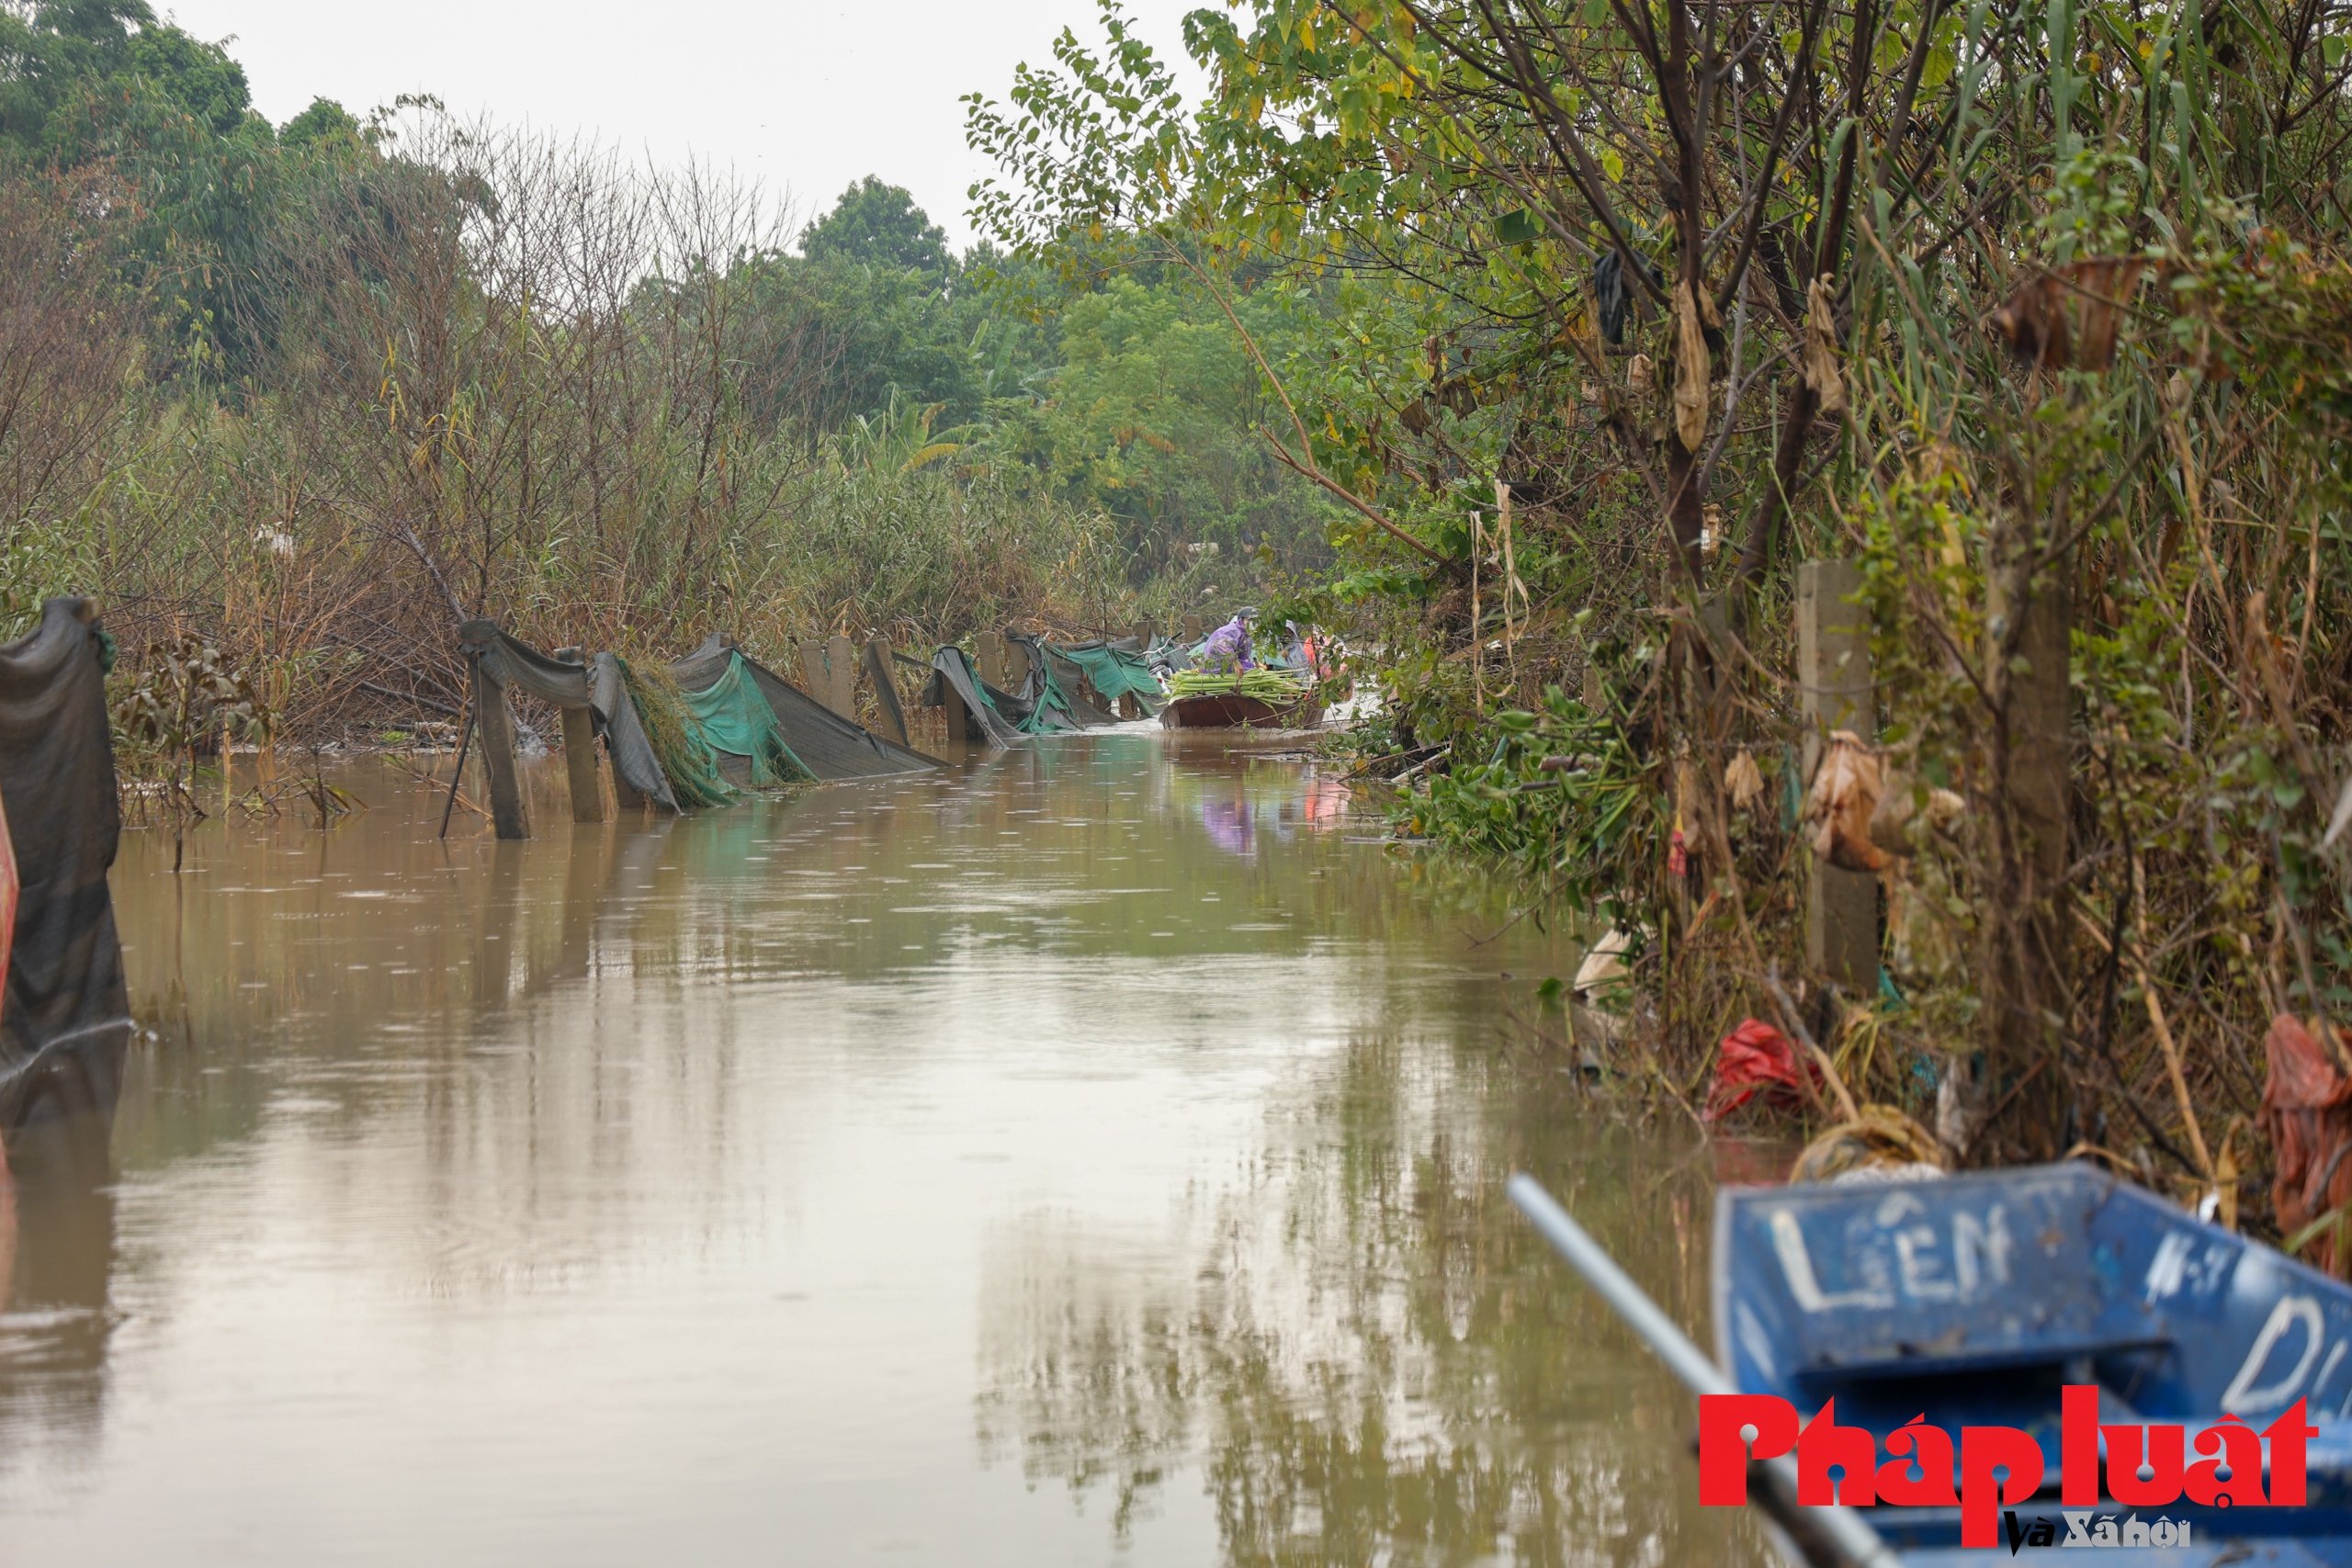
[1001,631,1031,695]
[553,648,605,824]
[823,634,858,718]
[439,708,474,840]
[861,637,910,746]
[975,630,1008,693]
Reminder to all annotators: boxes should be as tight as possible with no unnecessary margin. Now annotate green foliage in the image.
[278,96,361,151]
[1022,273,1329,571]
[1396,685,1657,934]
[801,174,954,281]
[0,517,96,639]
[616,658,742,810]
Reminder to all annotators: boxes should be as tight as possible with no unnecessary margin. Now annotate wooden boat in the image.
[1159,692,1326,729]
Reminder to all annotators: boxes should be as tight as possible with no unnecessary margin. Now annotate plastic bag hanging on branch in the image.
[1724,749,1766,814]
[1804,275,1847,415]
[2263,1013,2352,1272]
[1989,258,2145,372]
[1673,279,1711,452]
[1804,730,1890,873]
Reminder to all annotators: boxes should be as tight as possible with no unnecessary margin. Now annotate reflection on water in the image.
[0,732,1766,1565]
[975,1042,1753,1567]
[0,1043,123,1500]
[1182,766,1353,860]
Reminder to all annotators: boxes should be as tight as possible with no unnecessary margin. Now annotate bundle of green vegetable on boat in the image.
[1165,666,1312,701]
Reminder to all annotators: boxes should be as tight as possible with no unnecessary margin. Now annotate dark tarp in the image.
[859,638,911,746]
[456,620,678,812]
[669,634,941,780]
[0,599,130,1131]
[588,653,682,811]
[922,646,1026,746]
[466,622,591,709]
[1020,636,1136,727]
[1008,634,1116,731]
[1047,637,1164,716]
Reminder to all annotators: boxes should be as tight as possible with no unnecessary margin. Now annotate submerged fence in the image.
[455,617,1186,840]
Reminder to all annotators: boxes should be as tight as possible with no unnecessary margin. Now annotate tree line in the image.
[0,0,1337,743]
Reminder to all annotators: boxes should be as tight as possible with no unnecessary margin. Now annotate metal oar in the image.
[1506,1173,1901,1568]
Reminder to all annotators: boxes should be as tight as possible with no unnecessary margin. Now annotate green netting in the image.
[1050,642,1164,715]
[681,652,814,788]
[617,657,741,808]
[1000,645,1087,735]
[1016,668,1080,734]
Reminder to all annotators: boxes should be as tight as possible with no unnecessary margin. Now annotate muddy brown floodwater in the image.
[0,729,1770,1566]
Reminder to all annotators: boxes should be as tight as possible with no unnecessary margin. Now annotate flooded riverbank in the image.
[0,733,1768,1565]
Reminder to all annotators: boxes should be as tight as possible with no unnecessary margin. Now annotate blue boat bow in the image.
[1718,1162,2352,1562]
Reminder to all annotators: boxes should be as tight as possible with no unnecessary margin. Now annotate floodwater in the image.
[0,730,1768,1566]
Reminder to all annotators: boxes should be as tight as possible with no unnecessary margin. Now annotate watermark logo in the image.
[2001,1512,2193,1553]
[1698,1385,2316,1549]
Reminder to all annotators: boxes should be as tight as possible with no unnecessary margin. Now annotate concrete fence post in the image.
[975,630,1007,693]
[822,633,857,717]
[1797,559,1874,989]
[861,636,910,746]
[1181,614,1204,643]
[1996,576,2071,891]
[1002,631,1031,694]
[462,639,530,841]
[552,648,605,824]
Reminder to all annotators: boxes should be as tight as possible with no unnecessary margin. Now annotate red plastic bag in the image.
[2264,1013,2352,1269]
[1705,1019,1822,1122]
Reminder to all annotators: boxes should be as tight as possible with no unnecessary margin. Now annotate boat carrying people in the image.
[1515,1161,2352,1565]
[1158,607,1335,730]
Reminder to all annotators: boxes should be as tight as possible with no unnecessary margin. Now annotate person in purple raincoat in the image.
[1200,607,1258,671]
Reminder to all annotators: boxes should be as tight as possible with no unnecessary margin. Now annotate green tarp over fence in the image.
[668,634,941,783]
[1046,639,1163,716]
[922,635,1170,746]
[1002,634,1102,734]
[681,652,811,792]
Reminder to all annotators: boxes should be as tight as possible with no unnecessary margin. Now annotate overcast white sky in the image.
[159,0,1208,251]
